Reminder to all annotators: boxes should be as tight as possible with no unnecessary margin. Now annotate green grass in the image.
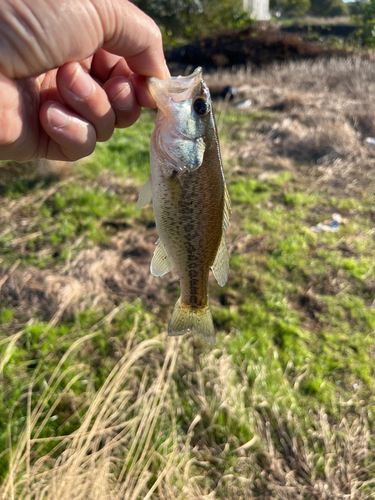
[221,169,374,405]
[84,112,156,182]
[0,107,374,497]
[0,114,156,269]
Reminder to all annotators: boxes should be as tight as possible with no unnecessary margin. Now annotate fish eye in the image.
[193,97,208,116]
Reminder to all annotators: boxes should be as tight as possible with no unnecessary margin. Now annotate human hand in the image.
[0,0,169,162]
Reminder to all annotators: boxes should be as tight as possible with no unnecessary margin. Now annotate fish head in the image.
[148,67,215,173]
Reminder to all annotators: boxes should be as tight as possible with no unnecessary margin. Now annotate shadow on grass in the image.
[0,160,70,197]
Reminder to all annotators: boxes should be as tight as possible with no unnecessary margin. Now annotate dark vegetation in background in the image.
[354,0,375,47]
[308,0,349,17]
[133,0,375,51]
[166,24,352,71]
[280,23,358,37]
[132,0,252,43]
[270,0,354,18]
[134,0,353,41]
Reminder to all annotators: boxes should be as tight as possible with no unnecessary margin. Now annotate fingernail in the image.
[68,63,94,98]
[111,83,132,110]
[47,104,69,128]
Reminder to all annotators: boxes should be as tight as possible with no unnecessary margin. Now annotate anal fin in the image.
[211,233,229,287]
[137,175,152,209]
[223,182,232,231]
[151,238,174,277]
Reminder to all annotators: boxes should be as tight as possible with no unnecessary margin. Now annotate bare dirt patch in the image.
[0,227,180,325]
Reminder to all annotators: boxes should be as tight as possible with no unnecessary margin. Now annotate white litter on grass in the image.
[311,213,346,233]
[235,99,252,110]
[365,137,375,146]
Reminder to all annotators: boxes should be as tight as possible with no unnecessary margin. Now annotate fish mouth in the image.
[148,67,202,105]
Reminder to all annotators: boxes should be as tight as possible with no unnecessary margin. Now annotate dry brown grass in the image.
[0,319,187,500]
[288,16,353,25]
[208,57,375,198]
[1,57,375,499]
[2,329,373,499]
[170,345,375,499]
[249,408,375,499]
[0,226,180,331]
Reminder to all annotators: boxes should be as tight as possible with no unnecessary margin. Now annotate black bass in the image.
[137,67,231,345]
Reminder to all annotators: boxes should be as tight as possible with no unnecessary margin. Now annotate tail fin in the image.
[168,299,216,345]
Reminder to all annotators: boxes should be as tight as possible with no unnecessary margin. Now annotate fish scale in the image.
[137,67,231,345]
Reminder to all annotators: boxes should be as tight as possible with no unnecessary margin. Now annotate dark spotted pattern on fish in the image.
[144,67,231,344]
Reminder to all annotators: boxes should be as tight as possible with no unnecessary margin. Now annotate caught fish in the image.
[137,67,231,345]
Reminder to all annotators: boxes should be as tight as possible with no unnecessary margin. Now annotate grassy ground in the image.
[0,57,374,499]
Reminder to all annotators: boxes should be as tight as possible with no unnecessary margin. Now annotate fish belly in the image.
[151,150,224,310]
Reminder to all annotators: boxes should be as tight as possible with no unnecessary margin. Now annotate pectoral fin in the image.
[211,233,229,287]
[160,159,179,179]
[151,239,174,277]
[137,175,152,209]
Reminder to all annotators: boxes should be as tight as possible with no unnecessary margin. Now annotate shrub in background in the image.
[355,0,375,46]
[133,0,253,44]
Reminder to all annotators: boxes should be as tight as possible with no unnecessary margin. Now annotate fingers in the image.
[57,62,115,142]
[37,68,98,161]
[103,76,141,128]
[39,102,96,161]
[0,76,42,162]
[39,60,142,160]
[57,60,142,131]
[97,0,169,80]
[90,49,132,82]
[129,73,157,109]
[91,49,156,109]
[0,0,168,81]
[0,76,23,152]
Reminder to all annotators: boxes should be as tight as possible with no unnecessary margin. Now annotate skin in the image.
[162,144,224,310]
[151,81,225,311]
[0,0,170,162]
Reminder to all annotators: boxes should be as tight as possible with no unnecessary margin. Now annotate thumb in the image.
[0,75,39,161]
[98,0,169,80]
[0,0,168,80]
